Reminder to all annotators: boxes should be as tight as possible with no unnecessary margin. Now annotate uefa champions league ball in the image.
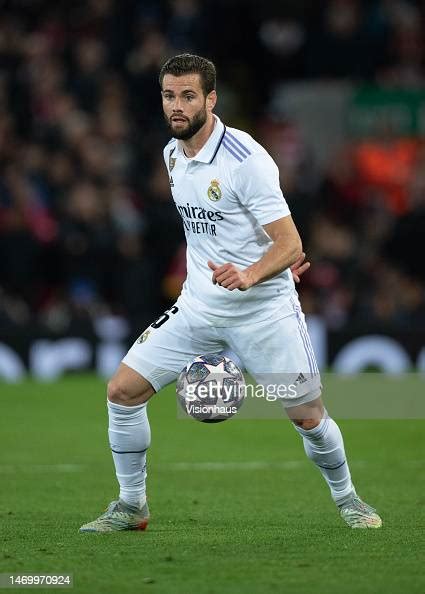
[176,354,246,423]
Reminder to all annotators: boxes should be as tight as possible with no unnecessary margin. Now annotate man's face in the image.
[161,73,215,140]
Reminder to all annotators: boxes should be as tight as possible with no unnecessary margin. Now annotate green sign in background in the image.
[348,86,425,137]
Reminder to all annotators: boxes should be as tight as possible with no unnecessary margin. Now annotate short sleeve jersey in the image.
[163,115,296,326]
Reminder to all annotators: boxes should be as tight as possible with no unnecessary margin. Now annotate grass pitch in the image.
[1,375,424,594]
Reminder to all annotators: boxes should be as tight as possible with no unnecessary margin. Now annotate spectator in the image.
[0,0,424,333]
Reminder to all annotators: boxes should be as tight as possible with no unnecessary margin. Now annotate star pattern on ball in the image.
[203,361,235,382]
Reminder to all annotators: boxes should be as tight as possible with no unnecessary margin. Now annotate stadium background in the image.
[0,3,424,594]
[0,0,424,379]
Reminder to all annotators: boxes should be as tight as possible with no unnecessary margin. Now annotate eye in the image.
[186,95,195,101]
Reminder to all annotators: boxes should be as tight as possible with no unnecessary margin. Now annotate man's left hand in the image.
[291,252,310,283]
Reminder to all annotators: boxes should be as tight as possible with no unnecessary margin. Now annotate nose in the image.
[172,97,184,112]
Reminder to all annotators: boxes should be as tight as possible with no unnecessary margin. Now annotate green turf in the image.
[1,375,424,594]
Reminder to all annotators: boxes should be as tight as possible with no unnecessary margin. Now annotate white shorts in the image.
[122,296,322,408]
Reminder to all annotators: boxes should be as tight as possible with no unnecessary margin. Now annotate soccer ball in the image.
[176,354,246,423]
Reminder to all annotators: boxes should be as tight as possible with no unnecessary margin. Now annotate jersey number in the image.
[151,305,179,329]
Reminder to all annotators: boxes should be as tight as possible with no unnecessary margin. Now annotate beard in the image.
[165,107,207,140]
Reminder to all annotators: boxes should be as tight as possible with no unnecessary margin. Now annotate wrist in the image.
[245,266,259,288]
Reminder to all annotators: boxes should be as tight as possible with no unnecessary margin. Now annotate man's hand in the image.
[207,260,254,291]
[208,253,310,291]
[291,252,310,283]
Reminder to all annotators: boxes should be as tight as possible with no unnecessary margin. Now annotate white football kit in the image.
[123,115,321,405]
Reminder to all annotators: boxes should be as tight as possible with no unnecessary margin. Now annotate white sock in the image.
[107,400,150,509]
[294,414,355,505]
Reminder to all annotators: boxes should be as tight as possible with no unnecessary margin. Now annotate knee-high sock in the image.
[293,415,355,505]
[107,400,150,508]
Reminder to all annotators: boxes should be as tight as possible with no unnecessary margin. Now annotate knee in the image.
[107,379,134,405]
[293,417,322,430]
[107,366,155,406]
[289,396,325,431]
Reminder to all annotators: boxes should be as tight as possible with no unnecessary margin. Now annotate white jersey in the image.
[163,115,296,326]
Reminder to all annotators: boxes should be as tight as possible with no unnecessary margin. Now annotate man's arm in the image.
[208,215,303,291]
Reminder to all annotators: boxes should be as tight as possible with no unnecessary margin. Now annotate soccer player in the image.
[80,54,382,532]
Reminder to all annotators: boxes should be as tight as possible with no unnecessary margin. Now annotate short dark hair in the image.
[159,53,216,96]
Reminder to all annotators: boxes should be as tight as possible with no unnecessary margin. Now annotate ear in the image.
[206,90,217,112]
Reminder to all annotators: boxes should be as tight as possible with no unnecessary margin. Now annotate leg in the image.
[286,395,355,505]
[107,363,154,509]
[223,304,382,528]
[223,312,353,501]
[80,302,224,533]
[287,395,382,528]
[79,364,153,533]
[107,362,156,406]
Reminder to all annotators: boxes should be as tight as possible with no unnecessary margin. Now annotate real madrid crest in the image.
[207,179,222,201]
[169,147,176,171]
[136,330,150,344]
[169,147,176,187]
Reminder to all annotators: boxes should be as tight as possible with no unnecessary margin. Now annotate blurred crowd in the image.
[0,0,424,335]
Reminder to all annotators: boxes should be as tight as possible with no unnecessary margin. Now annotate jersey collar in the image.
[176,115,226,164]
